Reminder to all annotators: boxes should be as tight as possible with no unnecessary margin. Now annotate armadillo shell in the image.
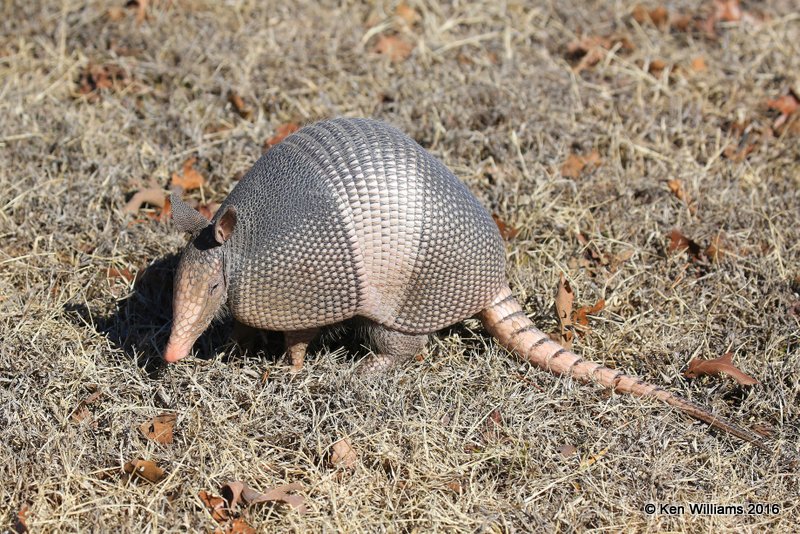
[219,118,506,334]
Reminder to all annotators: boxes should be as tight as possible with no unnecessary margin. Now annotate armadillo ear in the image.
[170,191,209,234]
[214,205,237,244]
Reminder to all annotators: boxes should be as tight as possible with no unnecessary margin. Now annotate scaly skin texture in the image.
[165,117,767,448]
[478,286,767,448]
[167,118,505,366]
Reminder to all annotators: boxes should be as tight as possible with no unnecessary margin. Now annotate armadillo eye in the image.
[209,282,220,295]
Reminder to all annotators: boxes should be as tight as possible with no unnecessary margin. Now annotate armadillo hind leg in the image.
[357,323,429,375]
[284,328,321,372]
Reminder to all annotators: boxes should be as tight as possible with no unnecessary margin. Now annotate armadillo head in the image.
[164,192,237,363]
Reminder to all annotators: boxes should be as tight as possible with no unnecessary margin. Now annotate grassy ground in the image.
[1,0,799,531]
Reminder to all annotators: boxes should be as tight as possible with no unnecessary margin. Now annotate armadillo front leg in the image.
[358,324,428,375]
[284,328,320,372]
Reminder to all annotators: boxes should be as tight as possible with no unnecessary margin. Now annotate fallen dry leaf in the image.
[14,504,29,534]
[561,150,602,178]
[373,34,414,62]
[574,231,609,269]
[139,413,177,445]
[70,390,102,427]
[125,0,149,24]
[227,518,257,534]
[264,123,300,149]
[683,352,759,386]
[766,90,800,131]
[723,137,758,162]
[228,91,252,120]
[714,0,743,23]
[566,34,633,72]
[198,490,230,524]
[671,12,693,31]
[615,249,634,263]
[158,194,172,222]
[446,480,463,493]
[395,3,418,26]
[108,6,126,21]
[632,5,669,28]
[558,444,578,458]
[481,408,505,443]
[171,157,205,191]
[77,63,128,101]
[221,480,307,514]
[554,274,575,349]
[608,248,635,272]
[705,232,726,263]
[492,214,519,240]
[71,403,92,426]
[198,202,221,221]
[702,0,761,36]
[330,438,358,468]
[124,187,166,214]
[647,58,668,76]
[649,6,669,27]
[107,267,135,282]
[666,179,695,213]
[123,459,165,483]
[668,229,702,260]
[614,248,634,263]
[690,56,708,72]
[573,299,605,328]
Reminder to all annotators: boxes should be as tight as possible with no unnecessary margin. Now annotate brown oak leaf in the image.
[558,443,578,457]
[481,408,505,443]
[690,56,707,72]
[124,187,166,214]
[554,274,575,349]
[221,481,307,514]
[139,413,177,444]
[107,267,135,282]
[632,5,669,28]
[228,91,252,120]
[573,299,605,328]
[373,35,414,62]
[766,90,800,131]
[330,438,358,469]
[71,390,102,427]
[170,157,205,191]
[395,3,418,26]
[123,459,165,483]
[264,123,300,149]
[566,35,634,72]
[14,503,30,534]
[492,214,519,240]
[668,229,702,261]
[561,150,602,178]
[667,179,696,213]
[198,490,230,524]
[683,352,759,386]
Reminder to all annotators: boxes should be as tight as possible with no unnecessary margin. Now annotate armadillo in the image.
[164,117,765,448]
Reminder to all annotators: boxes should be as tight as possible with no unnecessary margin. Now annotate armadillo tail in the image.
[478,286,767,449]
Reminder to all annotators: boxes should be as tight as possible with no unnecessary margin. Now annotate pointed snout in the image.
[163,336,193,363]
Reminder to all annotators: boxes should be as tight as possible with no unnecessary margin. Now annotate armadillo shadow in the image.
[65,254,238,376]
[64,254,372,376]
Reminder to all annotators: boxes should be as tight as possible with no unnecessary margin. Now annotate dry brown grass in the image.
[1,0,799,531]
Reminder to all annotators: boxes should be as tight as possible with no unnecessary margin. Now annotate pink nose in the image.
[163,339,191,363]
